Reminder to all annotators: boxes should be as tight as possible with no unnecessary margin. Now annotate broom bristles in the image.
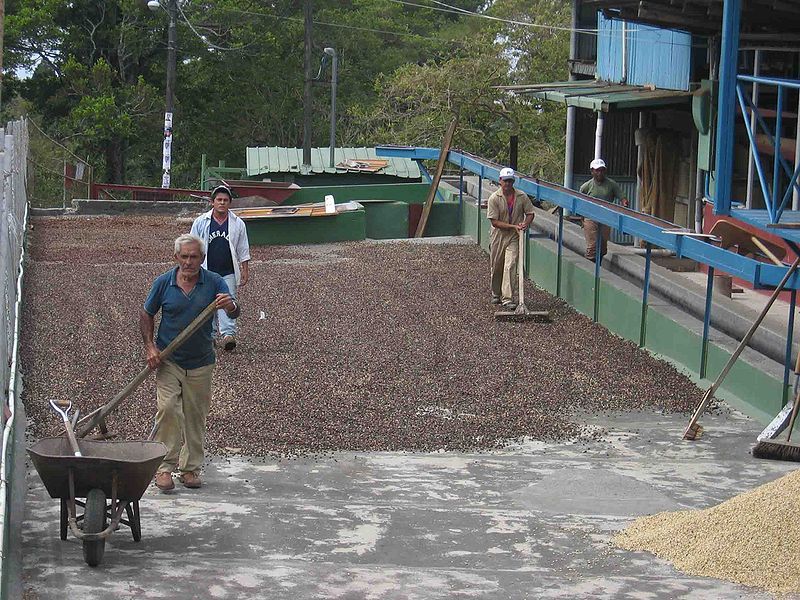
[752,439,800,462]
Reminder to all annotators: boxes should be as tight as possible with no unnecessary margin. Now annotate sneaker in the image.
[491,296,502,305]
[179,471,202,489]
[222,336,236,352]
[502,302,518,310]
[155,471,174,491]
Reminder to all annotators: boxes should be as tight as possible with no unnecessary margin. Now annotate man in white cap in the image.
[486,167,535,309]
[579,159,628,262]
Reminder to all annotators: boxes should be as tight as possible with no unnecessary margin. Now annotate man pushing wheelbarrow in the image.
[140,234,240,491]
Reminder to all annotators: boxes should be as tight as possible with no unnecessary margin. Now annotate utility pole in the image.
[302,0,313,166]
[324,47,337,168]
[162,0,178,188]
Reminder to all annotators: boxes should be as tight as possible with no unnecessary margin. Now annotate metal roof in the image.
[246,147,421,178]
[585,0,800,36]
[501,80,692,112]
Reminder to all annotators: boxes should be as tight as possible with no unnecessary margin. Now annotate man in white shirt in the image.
[190,185,251,351]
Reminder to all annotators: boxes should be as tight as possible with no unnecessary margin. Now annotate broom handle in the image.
[518,228,525,307]
[75,300,218,438]
[785,350,800,442]
[684,255,800,435]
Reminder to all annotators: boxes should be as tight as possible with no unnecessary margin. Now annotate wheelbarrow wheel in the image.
[82,488,107,567]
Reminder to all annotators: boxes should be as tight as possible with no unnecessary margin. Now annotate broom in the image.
[495,229,552,323]
[752,352,800,461]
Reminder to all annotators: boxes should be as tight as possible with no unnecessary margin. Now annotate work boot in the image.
[222,335,236,352]
[179,471,202,489]
[491,295,501,305]
[502,302,517,310]
[155,471,174,491]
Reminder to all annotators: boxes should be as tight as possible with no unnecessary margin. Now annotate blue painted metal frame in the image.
[700,267,715,379]
[735,79,800,224]
[639,245,652,347]
[556,208,564,298]
[376,145,800,290]
[712,0,740,218]
[593,228,602,322]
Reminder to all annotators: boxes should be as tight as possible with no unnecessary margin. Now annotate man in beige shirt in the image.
[486,167,535,309]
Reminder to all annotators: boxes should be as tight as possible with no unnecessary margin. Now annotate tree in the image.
[4,0,570,188]
[354,0,570,180]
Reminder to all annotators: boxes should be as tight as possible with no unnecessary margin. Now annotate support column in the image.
[594,111,605,160]
[639,245,652,347]
[701,267,715,379]
[712,0,741,215]
[746,49,761,209]
[556,208,564,298]
[794,55,800,210]
[593,227,602,322]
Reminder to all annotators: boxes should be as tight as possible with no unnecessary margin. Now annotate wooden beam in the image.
[415,117,457,238]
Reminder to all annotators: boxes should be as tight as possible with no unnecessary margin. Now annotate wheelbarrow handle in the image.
[49,400,82,457]
[75,299,218,438]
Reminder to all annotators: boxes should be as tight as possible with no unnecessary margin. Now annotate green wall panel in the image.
[245,209,366,245]
[425,202,461,237]
[362,201,409,239]
[517,232,786,423]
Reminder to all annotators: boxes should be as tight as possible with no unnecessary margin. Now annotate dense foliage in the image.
[3,0,569,193]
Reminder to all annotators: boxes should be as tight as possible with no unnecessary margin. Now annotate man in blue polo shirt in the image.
[140,234,240,491]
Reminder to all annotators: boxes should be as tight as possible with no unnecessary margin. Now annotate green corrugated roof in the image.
[246,147,421,178]
[500,81,692,112]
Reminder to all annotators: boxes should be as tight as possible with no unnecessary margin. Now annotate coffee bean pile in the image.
[613,468,800,595]
[22,216,702,457]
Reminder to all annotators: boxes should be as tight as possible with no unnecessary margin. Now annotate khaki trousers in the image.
[490,232,519,303]
[154,360,214,474]
[583,219,610,261]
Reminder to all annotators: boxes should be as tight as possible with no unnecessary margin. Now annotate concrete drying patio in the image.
[16,216,800,598]
[21,409,796,599]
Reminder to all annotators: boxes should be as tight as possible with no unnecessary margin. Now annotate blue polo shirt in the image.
[143,267,231,369]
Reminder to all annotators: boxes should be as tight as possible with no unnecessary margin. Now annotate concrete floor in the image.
[21,407,799,599]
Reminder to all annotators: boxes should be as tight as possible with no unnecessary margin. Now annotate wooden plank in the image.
[415,117,458,238]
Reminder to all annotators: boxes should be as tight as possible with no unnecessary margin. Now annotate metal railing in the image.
[0,119,30,598]
[735,75,800,224]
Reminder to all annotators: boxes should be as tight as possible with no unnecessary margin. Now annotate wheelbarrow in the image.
[28,401,166,567]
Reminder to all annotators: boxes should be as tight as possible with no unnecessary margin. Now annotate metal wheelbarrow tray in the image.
[28,437,166,567]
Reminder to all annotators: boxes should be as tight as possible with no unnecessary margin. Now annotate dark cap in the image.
[210,185,233,201]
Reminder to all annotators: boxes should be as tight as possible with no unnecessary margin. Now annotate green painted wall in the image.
[459,200,784,424]
[425,202,461,237]
[286,183,430,206]
[363,201,409,239]
[245,208,366,245]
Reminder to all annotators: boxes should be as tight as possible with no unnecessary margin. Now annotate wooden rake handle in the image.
[75,300,218,438]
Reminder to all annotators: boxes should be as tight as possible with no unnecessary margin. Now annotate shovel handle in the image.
[50,400,82,457]
[75,299,218,438]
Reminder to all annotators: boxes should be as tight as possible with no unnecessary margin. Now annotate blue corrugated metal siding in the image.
[596,13,691,92]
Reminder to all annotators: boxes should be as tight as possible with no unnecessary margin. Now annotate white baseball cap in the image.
[590,158,607,170]
[499,167,516,180]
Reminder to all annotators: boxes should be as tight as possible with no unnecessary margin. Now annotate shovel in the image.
[74,299,218,438]
[50,399,82,457]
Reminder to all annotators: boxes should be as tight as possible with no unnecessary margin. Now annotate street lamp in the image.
[323,47,337,168]
[148,0,178,188]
